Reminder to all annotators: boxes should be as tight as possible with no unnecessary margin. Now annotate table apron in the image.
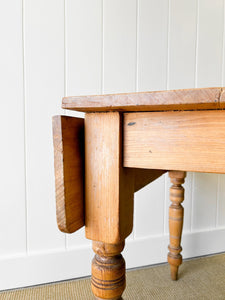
[123,110,225,174]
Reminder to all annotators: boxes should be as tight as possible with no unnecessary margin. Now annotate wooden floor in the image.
[1,253,224,299]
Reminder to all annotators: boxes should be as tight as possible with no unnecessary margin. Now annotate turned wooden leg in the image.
[92,241,125,300]
[168,171,186,281]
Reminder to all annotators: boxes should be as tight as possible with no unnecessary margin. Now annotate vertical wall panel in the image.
[103,0,137,93]
[24,0,65,252]
[168,0,197,89]
[196,0,224,87]
[192,173,218,231]
[192,0,224,232]
[217,175,225,227]
[66,0,102,248]
[0,0,225,290]
[134,175,165,238]
[219,2,225,229]
[103,0,137,240]
[223,0,225,86]
[0,0,26,255]
[138,0,168,91]
[66,0,102,97]
[164,0,197,235]
[134,0,168,239]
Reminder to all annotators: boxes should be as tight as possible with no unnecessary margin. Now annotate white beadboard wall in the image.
[1,0,225,290]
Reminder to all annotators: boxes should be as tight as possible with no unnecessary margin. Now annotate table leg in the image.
[92,241,125,300]
[85,112,135,299]
[168,171,186,280]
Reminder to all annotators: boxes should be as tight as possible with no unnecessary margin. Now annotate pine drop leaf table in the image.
[52,87,225,299]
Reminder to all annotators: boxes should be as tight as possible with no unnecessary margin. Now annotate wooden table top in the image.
[62,87,225,112]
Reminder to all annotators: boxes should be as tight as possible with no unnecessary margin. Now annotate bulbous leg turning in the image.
[91,241,125,300]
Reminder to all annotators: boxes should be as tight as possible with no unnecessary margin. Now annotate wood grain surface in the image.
[124,110,225,173]
[91,241,126,299]
[52,115,84,233]
[62,87,223,112]
[85,112,135,243]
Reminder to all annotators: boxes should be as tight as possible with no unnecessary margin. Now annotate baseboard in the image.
[125,228,225,269]
[1,228,225,291]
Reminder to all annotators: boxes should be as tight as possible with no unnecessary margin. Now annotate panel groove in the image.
[135,0,139,92]
[221,0,225,85]
[22,0,28,254]
[64,0,68,250]
[194,0,199,88]
[166,0,171,90]
[190,173,195,232]
[101,0,104,94]
[64,0,67,97]
[216,174,220,227]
